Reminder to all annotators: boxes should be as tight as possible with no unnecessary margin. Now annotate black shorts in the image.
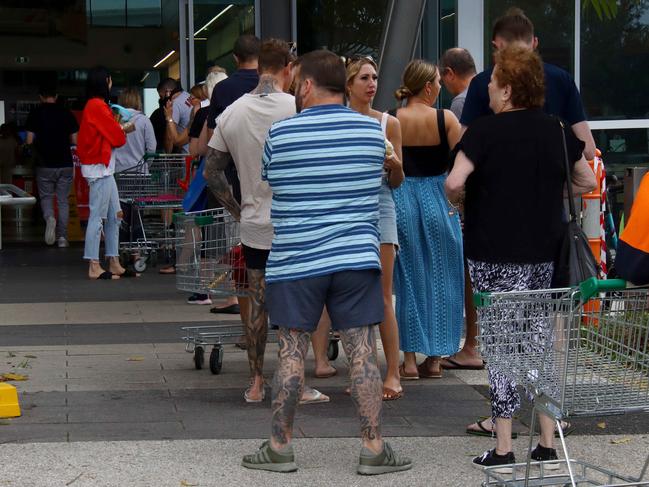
[265,269,384,331]
[241,244,270,270]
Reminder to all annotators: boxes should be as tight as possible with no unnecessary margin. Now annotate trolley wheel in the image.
[149,250,158,267]
[134,257,148,273]
[194,347,205,370]
[210,346,224,375]
[327,339,339,361]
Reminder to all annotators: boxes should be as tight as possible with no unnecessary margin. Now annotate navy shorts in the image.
[266,269,384,331]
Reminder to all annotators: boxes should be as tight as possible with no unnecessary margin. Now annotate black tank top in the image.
[391,108,450,177]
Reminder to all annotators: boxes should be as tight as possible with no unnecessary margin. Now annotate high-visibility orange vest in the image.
[616,173,649,285]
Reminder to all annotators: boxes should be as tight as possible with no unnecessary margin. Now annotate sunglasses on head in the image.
[343,54,375,67]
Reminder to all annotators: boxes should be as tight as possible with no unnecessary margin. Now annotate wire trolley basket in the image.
[115,153,192,272]
[174,207,247,297]
[475,278,649,486]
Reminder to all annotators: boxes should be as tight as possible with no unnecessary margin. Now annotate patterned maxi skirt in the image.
[393,175,464,356]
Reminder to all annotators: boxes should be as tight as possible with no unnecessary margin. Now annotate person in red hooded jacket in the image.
[77,66,132,279]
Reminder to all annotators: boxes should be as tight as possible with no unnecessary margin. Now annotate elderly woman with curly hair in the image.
[446,45,596,472]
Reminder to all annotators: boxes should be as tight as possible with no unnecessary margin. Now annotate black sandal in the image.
[95,271,116,280]
[119,269,140,278]
[466,418,518,439]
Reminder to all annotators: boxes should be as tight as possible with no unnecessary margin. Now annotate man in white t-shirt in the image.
[205,39,327,405]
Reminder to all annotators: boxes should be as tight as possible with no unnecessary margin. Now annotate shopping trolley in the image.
[176,208,340,374]
[475,278,649,486]
[115,153,191,272]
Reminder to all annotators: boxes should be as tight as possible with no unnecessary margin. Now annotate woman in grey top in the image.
[114,87,157,173]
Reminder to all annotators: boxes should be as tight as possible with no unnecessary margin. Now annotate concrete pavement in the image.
[0,244,648,486]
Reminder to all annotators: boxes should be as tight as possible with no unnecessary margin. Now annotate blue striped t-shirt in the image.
[261,104,385,283]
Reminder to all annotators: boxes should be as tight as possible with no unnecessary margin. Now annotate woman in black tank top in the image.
[390,60,465,382]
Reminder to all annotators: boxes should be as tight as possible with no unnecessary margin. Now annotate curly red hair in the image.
[494,45,544,110]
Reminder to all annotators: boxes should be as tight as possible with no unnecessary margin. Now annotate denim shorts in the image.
[266,269,384,331]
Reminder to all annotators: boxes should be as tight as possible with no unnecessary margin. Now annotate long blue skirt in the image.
[393,175,464,356]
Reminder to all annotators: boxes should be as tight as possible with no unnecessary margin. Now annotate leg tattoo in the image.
[245,269,268,380]
[271,328,310,448]
[339,326,383,445]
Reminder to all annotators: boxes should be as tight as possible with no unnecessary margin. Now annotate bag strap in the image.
[559,118,577,222]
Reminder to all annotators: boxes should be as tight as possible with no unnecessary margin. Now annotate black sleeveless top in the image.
[390,108,450,177]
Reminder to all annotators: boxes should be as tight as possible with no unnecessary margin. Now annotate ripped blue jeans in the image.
[83,175,122,260]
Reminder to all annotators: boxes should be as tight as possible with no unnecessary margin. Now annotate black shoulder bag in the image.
[552,119,599,287]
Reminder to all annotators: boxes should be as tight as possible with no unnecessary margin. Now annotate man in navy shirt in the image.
[206,34,260,133]
[460,7,595,160]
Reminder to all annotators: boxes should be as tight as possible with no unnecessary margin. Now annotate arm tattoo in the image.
[271,328,310,447]
[339,326,383,443]
[204,148,241,220]
[244,269,268,380]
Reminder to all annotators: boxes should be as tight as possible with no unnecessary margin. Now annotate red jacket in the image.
[77,98,126,166]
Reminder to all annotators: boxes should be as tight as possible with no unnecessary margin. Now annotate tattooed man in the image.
[204,39,327,405]
[241,49,412,475]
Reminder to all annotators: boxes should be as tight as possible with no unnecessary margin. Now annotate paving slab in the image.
[0,435,648,486]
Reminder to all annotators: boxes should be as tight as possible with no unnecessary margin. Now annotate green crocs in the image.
[357,442,413,475]
[241,441,298,473]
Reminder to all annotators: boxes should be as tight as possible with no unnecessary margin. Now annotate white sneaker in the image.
[45,216,56,245]
[57,237,69,248]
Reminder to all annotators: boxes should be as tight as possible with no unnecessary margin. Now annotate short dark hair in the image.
[296,49,345,95]
[233,34,261,63]
[258,39,291,74]
[86,66,111,101]
[38,81,58,98]
[439,48,476,78]
[157,77,181,93]
[492,7,534,43]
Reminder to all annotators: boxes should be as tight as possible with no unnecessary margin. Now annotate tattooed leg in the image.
[244,268,268,399]
[270,327,311,451]
[339,325,383,453]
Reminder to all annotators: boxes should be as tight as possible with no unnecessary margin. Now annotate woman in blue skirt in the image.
[390,60,464,379]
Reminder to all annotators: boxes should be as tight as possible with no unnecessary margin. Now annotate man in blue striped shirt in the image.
[242,50,412,475]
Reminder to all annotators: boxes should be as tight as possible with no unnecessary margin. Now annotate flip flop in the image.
[95,271,118,280]
[210,304,241,314]
[399,363,419,380]
[299,388,330,405]
[314,367,337,379]
[244,387,265,403]
[440,356,485,370]
[118,269,140,278]
[417,360,442,379]
[382,387,403,401]
[466,418,518,439]
[555,421,574,438]
[158,266,176,274]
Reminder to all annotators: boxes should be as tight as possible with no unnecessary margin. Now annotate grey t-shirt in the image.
[172,91,193,153]
[450,88,468,121]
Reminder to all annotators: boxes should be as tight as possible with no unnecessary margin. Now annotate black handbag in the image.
[551,119,599,287]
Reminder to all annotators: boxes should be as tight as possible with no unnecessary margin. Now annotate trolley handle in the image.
[143,152,158,160]
[579,277,627,302]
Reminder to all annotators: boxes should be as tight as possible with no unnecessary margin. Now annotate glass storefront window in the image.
[581,1,649,120]
[437,0,458,109]
[87,0,162,27]
[192,1,255,83]
[296,0,389,59]
[484,0,575,74]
